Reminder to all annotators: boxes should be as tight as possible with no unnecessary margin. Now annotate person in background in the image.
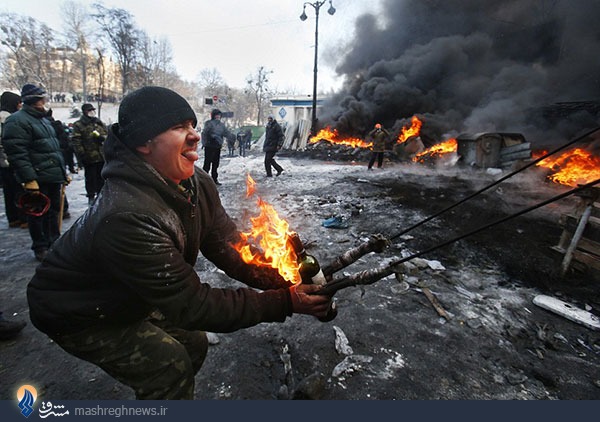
[46,109,71,219]
[237,128,252,157]
[367,123,391,170]
[0,91,27,228]
[2,84,68,262]
[201,108,230,185]
[71,103,107,205]
[226,131,236,157]
[27,86,332,400]
[263,115,284,177]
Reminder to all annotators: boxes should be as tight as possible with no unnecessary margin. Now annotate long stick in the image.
[319,178,600,296]
[389,127,600,241]
[58,183,66,232]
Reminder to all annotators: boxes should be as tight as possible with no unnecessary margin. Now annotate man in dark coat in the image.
[2,84,68,261]
[27,86,331,400]
[367,123,391,170]
[201,108,230,185]
[263,115,284,177]
[0,91,27,228]
[72,103,108,204]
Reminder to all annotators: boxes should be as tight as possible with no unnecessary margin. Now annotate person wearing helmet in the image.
[367,122,391,170]
[200,108,231,185]
[2,84,68,261]
[27,86,332,399]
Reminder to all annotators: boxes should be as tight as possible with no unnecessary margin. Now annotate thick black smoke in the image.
[321,0,600,145]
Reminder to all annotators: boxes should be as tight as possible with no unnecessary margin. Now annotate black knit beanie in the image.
[118,86,197,148]
[0,91,21,113]
[21,84,47,105]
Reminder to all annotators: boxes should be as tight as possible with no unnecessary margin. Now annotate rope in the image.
[320,177,600,296]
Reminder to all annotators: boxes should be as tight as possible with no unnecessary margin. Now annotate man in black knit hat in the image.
[2,84,68,262]
[27,86,332,399]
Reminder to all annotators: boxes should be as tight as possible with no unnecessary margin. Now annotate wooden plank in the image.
[533,295,600,331]
[576,237,600,257]
[500,142,531,155]
[562,215,600,242]
[572,249,600,272]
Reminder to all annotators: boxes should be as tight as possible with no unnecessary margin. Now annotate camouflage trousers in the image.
[53,318,208,399]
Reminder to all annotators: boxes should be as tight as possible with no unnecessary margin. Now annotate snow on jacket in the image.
[28,124,292,337]
[2,104,67,184]
[263,119,284,152]
[201,118,230,149]
[71,114,108,166]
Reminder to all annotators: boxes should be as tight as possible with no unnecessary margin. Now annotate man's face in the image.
[136,119,200,184]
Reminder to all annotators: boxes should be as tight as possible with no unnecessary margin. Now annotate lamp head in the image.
[328,0,336,15]
[300,10,308,21]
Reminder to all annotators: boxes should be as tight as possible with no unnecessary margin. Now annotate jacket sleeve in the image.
[2,117,37,182]
[93,212,293,333]
[70,121,85,163]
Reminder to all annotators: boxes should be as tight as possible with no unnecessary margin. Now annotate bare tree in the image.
[246,66,273,126]
[0,13,54,89]
[61,0,92,100]
[137,32,175,87]
[92,3,140,95]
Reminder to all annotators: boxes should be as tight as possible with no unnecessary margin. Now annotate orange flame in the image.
[309,126,371,149]
[535,148,600,187]
[412,138,458,163]
[232,175,301,284]
[397,116,423,144]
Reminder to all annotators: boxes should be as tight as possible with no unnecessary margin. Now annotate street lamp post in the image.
[300,0,336,137]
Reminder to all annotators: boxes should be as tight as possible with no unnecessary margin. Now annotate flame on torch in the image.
[233,174,301,284]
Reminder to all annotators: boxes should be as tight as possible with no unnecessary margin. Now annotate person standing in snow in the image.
[0,91,27,228]
[2,84,68,262]
[263,115,284,177]
[71,103,108,204]
[367,123,391,170]
[26,86,332,400]
[201,108,230,185]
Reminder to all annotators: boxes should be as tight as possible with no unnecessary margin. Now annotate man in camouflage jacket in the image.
[71,103,107,204]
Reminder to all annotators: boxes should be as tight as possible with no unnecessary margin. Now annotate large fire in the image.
[232,174,301,284]
[412,138,458,163]
[309,127,371,149]
[535,148,600,187]
[397,116,423,144]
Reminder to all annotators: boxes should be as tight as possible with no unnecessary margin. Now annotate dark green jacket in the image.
[2,104,66,184]
[71,114,108,166]
[28,124,292,337]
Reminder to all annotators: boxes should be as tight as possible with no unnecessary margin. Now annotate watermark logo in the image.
[16,385,37,418]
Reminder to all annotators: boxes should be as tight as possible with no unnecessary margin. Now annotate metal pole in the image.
[311,4,320,136]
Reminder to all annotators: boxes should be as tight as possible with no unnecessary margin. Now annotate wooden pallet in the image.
[551,187,600,278]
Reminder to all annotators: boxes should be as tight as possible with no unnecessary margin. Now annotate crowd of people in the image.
[0,84,335,399]
[0,82,398,398]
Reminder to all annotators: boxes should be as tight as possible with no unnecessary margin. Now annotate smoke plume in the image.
[322,0,600,146]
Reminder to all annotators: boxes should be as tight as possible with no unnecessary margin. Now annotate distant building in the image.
[270,95,326,150]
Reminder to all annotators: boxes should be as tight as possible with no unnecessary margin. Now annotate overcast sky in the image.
[0,0,382,93]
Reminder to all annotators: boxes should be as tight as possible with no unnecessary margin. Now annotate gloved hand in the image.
[91,130,100,138]
[65,176,72,186]
[23,180,40,191]
[289,284,333,319]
